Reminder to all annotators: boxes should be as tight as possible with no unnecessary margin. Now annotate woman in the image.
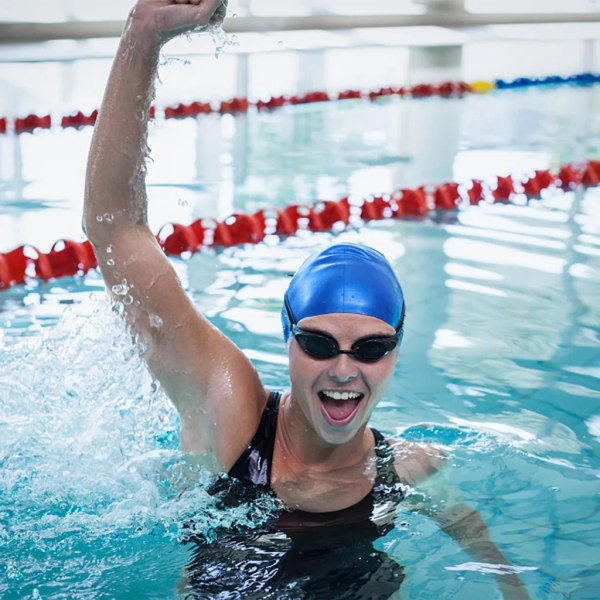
[83,1,531,597]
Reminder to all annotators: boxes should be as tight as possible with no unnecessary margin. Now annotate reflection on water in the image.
[183,504,405,600]
[1,198,597,597]
[185,531,404,600]
[0,84,599,598]
[1,85,599,250]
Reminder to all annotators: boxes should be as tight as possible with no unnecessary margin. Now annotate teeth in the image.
[321,390,361,401]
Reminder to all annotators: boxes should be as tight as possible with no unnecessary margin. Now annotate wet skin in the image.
[287,312,397,446]
[271,313,398,512]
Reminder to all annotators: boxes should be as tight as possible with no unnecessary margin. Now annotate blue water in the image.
[1,82,599,599]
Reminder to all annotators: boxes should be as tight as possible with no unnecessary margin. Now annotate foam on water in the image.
[0,298,278,595]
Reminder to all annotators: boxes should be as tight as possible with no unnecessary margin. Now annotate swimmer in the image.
[83,1,531,598]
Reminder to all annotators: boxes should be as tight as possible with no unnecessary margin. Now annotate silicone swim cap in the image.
[282,243,405,341]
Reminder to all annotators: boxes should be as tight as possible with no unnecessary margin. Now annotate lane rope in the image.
[1,159,598,291]
[1,72,599,134]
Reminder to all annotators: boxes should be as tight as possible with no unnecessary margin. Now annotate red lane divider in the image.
[0,80,474,136]
[3,73,599,136]
[1,160,598,291]
[256,96,287,111]
[61,110,98,129]
[493,175,516,202]
[219,97,250,114]
[14,114,52,134]
[434,183,461,210]
[47,240,97,277]
[165,102,212,119]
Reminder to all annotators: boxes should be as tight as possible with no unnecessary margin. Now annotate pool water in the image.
[1,78,600,599]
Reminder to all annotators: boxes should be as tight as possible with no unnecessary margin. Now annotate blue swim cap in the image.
[282,243,405,341]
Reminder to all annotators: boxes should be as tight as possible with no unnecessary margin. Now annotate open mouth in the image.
[318,390,365,426]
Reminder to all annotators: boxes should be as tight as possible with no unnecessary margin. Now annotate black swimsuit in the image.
[227,391,406,520]
[187,392,408,599]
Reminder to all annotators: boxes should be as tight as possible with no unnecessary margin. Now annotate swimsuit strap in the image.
[370,428,406,502]
[227,396,405,505]
[227,390,281,488]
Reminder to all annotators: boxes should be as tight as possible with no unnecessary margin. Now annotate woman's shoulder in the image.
[383,435,448,486]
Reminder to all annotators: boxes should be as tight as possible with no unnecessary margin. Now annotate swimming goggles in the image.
[284,297,404,363]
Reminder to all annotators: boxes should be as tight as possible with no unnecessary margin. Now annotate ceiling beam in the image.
[0,12,599,44]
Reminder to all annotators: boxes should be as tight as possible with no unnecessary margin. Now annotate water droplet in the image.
[103,213,114,223]
[123,295,134,306]
[106,259,115,267]
[106,245,113,254]
[209,24,238,59]
[111,282,129,296]
[149,314,163,328]
[96,215,103,222]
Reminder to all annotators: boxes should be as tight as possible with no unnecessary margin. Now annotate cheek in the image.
[369,357,396,392]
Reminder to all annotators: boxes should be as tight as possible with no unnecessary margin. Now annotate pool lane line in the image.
[1,72,600,135]
[0,159,598,292]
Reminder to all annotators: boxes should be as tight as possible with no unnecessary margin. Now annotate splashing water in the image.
[0,299,277,597]
[208,24,238,59]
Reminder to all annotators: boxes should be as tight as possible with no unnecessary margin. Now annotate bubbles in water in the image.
[0,299,277,597]
[112,300,125,317]
[106,245,113,254]
[96,215,103,223]
[5,560,19,580]
[107,258,115,267]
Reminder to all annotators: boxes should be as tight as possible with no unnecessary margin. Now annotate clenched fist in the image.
[129,0,227,45]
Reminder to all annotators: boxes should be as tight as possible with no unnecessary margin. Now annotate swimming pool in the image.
[1,64,600,598]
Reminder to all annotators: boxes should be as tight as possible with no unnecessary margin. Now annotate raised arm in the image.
[83,0,266,467]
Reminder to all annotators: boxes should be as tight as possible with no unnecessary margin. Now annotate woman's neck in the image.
[275,391,373,474]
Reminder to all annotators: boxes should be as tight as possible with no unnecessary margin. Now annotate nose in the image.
[328,352,359,383]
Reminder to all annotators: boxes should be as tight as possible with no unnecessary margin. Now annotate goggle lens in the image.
[292,327,401,363]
